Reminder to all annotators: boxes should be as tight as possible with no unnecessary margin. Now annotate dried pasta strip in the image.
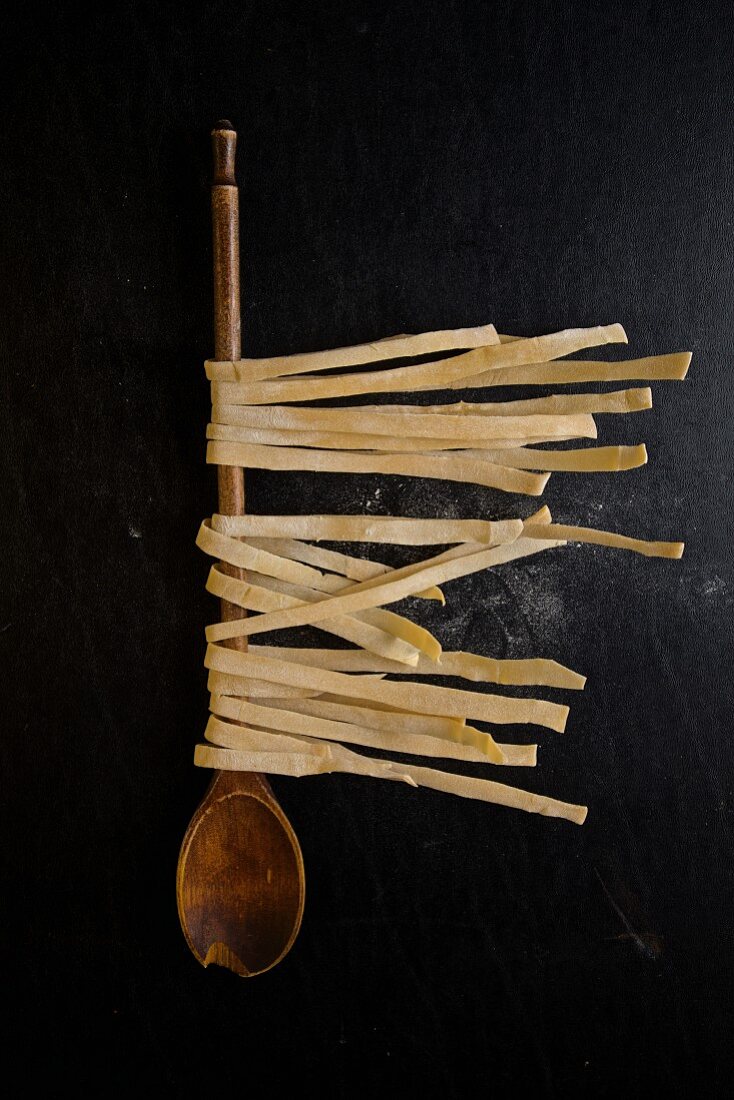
[522,522,684,558]
[341,388,653,418]
[194,743,411,782]
[248,645,586,689]
[207,670,385,698]
[206,422,591,453]
[251,695,470,743]
[247,536,392,581]
[209,405,597,442]
[196,742,422,784]
[460,444,648,472]
[208,695,505,764]
[210,533,561,640]
[210,324,627,404]
[206,440,551,495]
[205,565,422,664]
[204,323,500,382]
[196,741,584,823]
[205,616,416,664]
[293,725,535,767]
[234,570,443,662]
[212,512,521,546]
[244,535,443,601]
[437,352,691,391]
[205,646,570,732]
[198,723,416,785]
[398,763,587,824]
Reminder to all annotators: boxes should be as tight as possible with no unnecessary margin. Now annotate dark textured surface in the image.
[2,1,733,1094]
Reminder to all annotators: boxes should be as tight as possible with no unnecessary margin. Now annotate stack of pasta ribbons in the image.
[194,323,690,825]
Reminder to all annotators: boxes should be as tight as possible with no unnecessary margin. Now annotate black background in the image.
[3,1,733,1095]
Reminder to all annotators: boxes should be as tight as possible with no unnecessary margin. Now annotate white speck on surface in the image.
[128,525,142,539]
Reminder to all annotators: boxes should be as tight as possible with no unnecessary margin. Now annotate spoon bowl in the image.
[177,769,305,976]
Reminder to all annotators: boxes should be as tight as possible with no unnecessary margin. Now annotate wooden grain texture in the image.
[176,122,305,977]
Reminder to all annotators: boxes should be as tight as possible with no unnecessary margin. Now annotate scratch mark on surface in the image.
[594,867,662,960]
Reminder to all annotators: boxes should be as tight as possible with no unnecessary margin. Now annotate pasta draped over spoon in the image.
[194,321,689,826]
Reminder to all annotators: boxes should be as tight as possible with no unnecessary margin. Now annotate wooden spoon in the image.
[176,122,305,977]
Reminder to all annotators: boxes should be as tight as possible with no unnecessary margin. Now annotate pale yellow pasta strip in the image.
[195,742,424,785]
[209,405,597,442]
[210,324,627,404]
[194,743,412,782]
[458,444,648,472]
[225,720,507,764]
[398,763,587,824]
[437,352,691,390]
[196,740,584,823]
[248,645,586,690]
[204,323,500,381]
[254,695,470,741]
[207,670,385,699]
[206,441,551,495]
[314,692,457,716]
[244,535,443,601]
[211,387,647,429]
[233,570,443,662]
[208,675,321,699]
[198,724,416,785]
[206,422,593,453]
[212,513,521,546]
[205,646,570,732]
[208,694,505,764]
[523,522,684,558]
[292,726,536,768]
[338,387,653,418]
[204,565,421,664]
[248,536,392,580]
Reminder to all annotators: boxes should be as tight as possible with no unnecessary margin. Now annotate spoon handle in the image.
[210,123,247,623]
